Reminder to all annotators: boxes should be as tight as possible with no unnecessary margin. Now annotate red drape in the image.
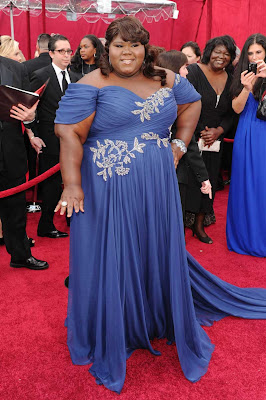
[0,0,266,61]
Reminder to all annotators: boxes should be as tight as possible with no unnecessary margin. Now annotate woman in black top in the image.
[70,34,105,80]
[186,36,236,243]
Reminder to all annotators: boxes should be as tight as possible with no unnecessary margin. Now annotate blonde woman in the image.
[0,35,24,62]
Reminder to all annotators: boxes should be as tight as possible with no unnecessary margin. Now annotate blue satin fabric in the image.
[55,77,266,393]
[226,93,266,256]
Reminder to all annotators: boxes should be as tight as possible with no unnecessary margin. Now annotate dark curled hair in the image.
[99,16,167,85]
[180,41,201,58]
[71,34,105,72]
[201,35,236,73]
[231,33,266,100]
[156,50,188,74]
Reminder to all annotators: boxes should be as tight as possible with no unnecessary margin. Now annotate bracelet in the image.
[172,139,187,154]
[30,136,35,140]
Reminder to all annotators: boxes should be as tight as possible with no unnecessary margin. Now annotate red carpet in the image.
[1,186,266,400]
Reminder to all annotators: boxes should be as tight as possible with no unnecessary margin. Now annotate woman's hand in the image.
[54,185,84,218]
[171,143,184,168]
[240,70,256,92]
[10,101,39,122]
[200,180,212,199]
[256,60,266,78]
[30,136,46,154]
[200,126,223,146]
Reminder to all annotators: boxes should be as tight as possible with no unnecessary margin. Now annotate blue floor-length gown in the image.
[55,76,266,393]
[226,93,266,256]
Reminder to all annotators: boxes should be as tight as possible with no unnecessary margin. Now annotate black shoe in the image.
[38,230,69,238]
[10,256,49,270]
[192,225,213,244]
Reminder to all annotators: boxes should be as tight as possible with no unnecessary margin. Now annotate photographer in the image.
[227,34,266,257]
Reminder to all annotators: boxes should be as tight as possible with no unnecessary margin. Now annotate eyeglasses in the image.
[53,49,73,55]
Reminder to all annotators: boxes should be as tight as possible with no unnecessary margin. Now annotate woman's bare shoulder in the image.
[77,68,108,88]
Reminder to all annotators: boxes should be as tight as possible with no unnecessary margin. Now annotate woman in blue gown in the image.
[54,19,266,393]
[227,34,266,257]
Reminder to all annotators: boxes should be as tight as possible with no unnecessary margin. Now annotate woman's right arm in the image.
[232,71,255,113]
[54,112,95,217]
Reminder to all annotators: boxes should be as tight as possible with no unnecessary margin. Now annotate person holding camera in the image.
[227,34,266,257]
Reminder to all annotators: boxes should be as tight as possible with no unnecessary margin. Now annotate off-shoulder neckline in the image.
[68,77,180,101]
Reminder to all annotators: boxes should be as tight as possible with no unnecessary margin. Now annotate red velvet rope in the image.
[0,163,60,199]
[224,138,234,143]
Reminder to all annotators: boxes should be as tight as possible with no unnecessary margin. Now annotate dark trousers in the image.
[37,153,62,234]
[0,175,31,262]
[24,134,37,181]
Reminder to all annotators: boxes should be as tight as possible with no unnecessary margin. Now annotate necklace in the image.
[81,60,95,77]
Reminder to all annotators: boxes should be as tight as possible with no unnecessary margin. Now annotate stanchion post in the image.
[27,155,41,213]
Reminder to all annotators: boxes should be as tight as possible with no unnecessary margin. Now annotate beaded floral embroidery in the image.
[90,138,146,181]
[175,74,180,85]
[90,133,170,181]
[141,132,169,148]
[131,88,172,122]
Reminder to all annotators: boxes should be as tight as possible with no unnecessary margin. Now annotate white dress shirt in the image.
[52,62,71,92]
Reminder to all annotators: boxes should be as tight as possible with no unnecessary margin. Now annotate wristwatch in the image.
[23,119,36,130]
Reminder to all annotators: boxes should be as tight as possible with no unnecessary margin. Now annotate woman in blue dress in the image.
[54,19,266,393]
[227,34,266,257]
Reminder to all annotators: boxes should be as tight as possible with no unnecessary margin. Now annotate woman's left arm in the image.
[171,100,201,168]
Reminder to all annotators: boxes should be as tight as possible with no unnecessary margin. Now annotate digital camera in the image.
[248,62,257,74]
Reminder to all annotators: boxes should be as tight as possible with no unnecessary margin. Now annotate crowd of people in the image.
[0,17,266,393]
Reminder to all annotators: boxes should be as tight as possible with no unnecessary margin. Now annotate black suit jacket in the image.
[23,52,51,80]
[0,56,30,179]
[30,64,77,155]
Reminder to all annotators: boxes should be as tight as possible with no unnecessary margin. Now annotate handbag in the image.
[198,138,221,152]
[256,82,266,121]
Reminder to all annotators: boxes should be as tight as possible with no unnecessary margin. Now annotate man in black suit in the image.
[30,34,77,238]
[0,55,48,269]
[23,34,52,181]
[23,33,52,79]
